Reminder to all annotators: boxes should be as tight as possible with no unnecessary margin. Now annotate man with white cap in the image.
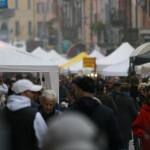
[5,79,48,150]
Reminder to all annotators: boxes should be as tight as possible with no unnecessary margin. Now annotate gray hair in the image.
[40,89,58,103]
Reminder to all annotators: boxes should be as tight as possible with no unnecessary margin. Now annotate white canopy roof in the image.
[31,47,50,60]
[48,50,68,66]
[32,47,68,66]
[97,42,134,71]
[130,42,150,57]
[102,59,129,76]
[0,41,59,99]
[135,62,150,76]
[89,49,105,58]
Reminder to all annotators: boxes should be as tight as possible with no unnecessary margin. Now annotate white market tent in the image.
[130,42,150,57]
[48,50,68,66]
[0,41,59,99]
[31,47,50,60]
[32,47,68,66]
[129,42,150,77]
[101,59,129,76]
[89,49,105,58]
[61,50,105,73]
[96,42,135,71]
[135,62,150,76]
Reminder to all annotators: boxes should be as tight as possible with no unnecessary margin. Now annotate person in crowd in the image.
[69,76,123,150]
[112,76,120,83]
[7,78,16,96]
[132,88,150,150]
[42,111,107,150]
[115,82,138,150]
[108,81,121,104]
[105,79,114,94]
[95,81,119,117]
[5,79,48,150]
[129,75,141,150]
[31,89,44,111]
[39,89,62,123]
[130,75,140,110]
[66,84,76,108]
[137,82,148,107]
[0,109,11,150]
[95,73,106,85]
[59,79,68,103]
[60,101,68,111]
[0,76,8,108]
[15,74,23,81]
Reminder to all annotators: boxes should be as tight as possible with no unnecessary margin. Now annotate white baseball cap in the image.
[12,79,42,94]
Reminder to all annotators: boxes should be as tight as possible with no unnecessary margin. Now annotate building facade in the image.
[8,0,34,42]
[1,0,150,54]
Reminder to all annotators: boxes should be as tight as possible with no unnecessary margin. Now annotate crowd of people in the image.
[0,73,150,150]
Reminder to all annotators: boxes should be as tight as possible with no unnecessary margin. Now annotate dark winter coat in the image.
[40,109,62,124]
[115,92,138,140]
[69,96,123,150]
[5,107,38,150]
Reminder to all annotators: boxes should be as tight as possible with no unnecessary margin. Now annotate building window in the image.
[27,0,31,9]
[15,0,18,9]
[37,2,44,14]
[1,23,8,31]
[28,21,32,35]
[37,22,42,37]
[15,21,20,36]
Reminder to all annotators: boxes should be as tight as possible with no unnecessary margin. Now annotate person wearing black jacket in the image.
[70,76,123,150]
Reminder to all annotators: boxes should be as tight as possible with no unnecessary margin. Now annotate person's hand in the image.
[144,133,150,140]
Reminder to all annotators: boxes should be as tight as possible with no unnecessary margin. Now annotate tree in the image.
[91,22,105,33]
[91,21,105,42]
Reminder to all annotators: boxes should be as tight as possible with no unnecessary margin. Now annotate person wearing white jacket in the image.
[0,77,8,108]
[5,79,48,150]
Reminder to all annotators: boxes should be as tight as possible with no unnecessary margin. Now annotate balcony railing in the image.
[0,9,15,18]
[111,9,126,27]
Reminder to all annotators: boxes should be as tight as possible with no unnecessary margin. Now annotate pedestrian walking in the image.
[115,82,138,150]
[5,79,48,150]
[69,76,123,150]
[39,89,62,123]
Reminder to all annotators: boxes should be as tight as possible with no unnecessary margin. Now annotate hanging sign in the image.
[83,57,96,68]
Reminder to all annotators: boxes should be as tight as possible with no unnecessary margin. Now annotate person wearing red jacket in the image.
[132,89,150,150]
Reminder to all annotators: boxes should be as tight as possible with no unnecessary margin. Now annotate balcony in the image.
[0,9,15,18]
[111,10,126,27]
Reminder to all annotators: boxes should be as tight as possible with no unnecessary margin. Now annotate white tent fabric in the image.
[135,63,150,76]
[62,50,105,73]
[31,47,50,60]
[32,48,68,66]
[89,49,105,58]
[96,42,134,71]
[48,50,68,65]
[102,59,129,76]
[0,41,59,99]
[130,42,150,57]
